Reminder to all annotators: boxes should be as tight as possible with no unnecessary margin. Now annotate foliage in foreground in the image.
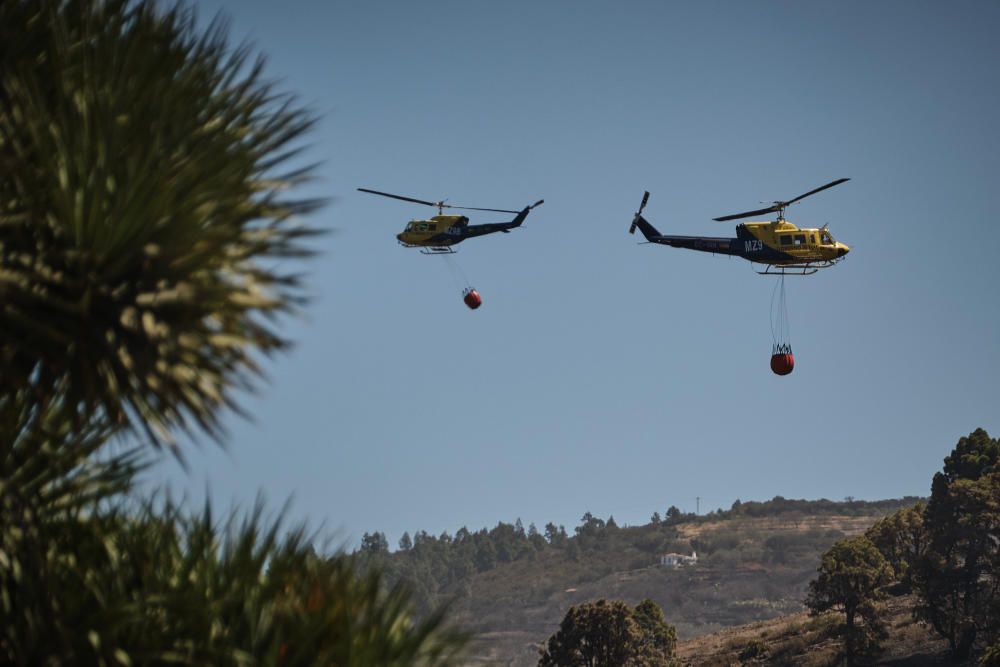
[0,1,467,664]
[0,389,467,665]
[0,0,320,449]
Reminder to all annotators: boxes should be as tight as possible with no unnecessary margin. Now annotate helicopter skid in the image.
[419,246,457,255]
[396,239,457,254]
[755,259,840,276]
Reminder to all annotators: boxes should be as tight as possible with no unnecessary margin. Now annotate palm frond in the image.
[0,0,324,452]
[0,390,146,663]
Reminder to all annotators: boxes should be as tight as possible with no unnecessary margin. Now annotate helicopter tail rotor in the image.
[630,191,650,234]
[629,191,663,241]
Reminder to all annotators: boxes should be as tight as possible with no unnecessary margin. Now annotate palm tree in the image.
[0,2,467,664]
[1,0,321,449]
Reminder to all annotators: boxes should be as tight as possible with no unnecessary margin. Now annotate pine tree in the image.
[806,536,891,665]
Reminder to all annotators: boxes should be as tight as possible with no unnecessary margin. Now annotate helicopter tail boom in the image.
[460,200,545,238]
[500,199,544,229]
[629,214,663,242]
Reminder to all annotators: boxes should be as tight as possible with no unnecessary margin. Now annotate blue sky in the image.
[159,0,1000,547]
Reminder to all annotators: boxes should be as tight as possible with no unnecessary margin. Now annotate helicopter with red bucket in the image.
[628,180,852,375]
[629,179,850,276]
[359,187,543,309]
[357,188,543,254]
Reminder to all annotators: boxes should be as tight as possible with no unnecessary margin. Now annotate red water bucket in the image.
[770,353,794,376]
[463,288,482,310]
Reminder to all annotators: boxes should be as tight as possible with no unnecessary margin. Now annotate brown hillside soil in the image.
[677,595,961,666]
[675,515,877,541]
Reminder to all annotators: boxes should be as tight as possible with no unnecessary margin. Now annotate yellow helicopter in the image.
[358,188,544,254]
[629,178,851,275]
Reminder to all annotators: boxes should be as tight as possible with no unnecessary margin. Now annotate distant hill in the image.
[358,496,923,667]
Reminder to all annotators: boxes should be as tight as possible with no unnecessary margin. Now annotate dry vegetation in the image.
[677,595,961,666]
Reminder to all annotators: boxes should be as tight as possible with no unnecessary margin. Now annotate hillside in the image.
[361,497,922,666]
[677,594,963,666]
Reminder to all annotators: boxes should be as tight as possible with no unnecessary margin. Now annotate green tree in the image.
[650,511,661,525]
[528,522,548,551]
[474,538,497,572]
[982,642,1000,667]
[361,531,390,555]
[942,428,999,481]
[399,531,413,551]
[865,503,926,589]
[545,522,568,547]
[914,431,1000,658]
[913,429,1000,658]
[538,599,675,667]
[633,599,677,660]
[576,512,606,537]
[805,536,891,666]
[665,506,681,523]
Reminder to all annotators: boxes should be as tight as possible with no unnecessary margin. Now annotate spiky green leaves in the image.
[0,1,321,448]
[0,391,144,662]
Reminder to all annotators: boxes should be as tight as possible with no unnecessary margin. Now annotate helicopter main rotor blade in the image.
[448,205,522,214]
[713,178,850,222]
[713,205,779,222]
[359,187,532,214]
[784,178,850,206]
[357,188,441,208]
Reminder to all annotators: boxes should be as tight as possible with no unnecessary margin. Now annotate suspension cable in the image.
[769,274,791,354]
[440,253,472,292]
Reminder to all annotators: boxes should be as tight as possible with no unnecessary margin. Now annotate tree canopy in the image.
[806,536,891,665]
[538,599,676,667]
[915,429,1000,658]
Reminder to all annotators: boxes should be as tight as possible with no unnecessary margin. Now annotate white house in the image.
[659,551,697,568]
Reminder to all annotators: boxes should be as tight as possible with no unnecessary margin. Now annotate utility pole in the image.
[696,496,700,515]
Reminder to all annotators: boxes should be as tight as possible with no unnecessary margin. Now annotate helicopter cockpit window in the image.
[821,232,833,245]
[780,235,793,246]
[405,222,415,232]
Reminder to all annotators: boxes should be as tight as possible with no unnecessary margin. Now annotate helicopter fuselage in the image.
[395,206,535,249]
[629,180,851,274]
[396,214,468,247]
[632,216,849,269]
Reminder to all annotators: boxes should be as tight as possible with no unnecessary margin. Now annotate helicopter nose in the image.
[837,244,849,257]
